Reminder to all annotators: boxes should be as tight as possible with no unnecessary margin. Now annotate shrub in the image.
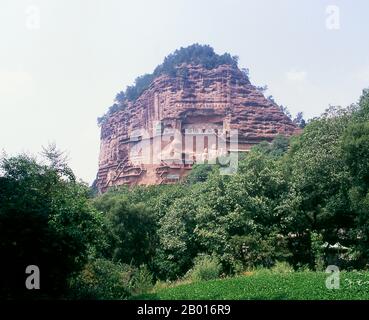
[186,255,222,282]
[130,264,154,295]
[0,152,106,299]
[68,259,133,300]
[310,232,325,271]
[271,261,294,274]
[229,233,291,270]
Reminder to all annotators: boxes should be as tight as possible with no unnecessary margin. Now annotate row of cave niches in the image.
[100,147,228,192]
[107,137,245,190]
[99,124,262,192]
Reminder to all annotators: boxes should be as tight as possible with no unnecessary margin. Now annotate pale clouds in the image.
[352,64,369,83]
[285,70,307,82]
[266,70,328,120]
[0,70,34,96]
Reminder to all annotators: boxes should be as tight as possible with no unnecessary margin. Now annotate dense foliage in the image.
[2,89,369,299]
[153,44,238,77]
[93,89,369,283]
[0,147,108,299]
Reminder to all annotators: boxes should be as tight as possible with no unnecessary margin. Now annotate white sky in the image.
[1,0,369,183]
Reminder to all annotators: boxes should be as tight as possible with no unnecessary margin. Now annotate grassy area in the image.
[134,271,369,300]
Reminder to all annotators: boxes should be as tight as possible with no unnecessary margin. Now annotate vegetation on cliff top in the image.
[98,44,240,125]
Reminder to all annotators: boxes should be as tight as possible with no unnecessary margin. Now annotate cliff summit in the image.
[96,44,299,192]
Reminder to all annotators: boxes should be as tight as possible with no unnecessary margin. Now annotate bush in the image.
[130,265,154,295]
[186,255,222,282]
[68,259,133,300]
[0,152,107,299]
[271,261,294,274]
[229,233,291,270]
[69,260,155,299]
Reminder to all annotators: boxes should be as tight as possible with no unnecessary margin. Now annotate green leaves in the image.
[108,200,157,266]
[343,121,369,188]
[139,271,369,300]
[0,152,106,299]
[340,90,369,264]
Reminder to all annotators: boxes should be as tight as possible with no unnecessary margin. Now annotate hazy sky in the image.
[1,0,369,183]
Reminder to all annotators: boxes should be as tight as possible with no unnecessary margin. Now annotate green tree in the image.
[100,198,157,267]
[293,112,307,129]
[185,164,214,184]
[0,151,106,299]
[155,196,198,279]
[286,107,354,266]
[342,90,369,265]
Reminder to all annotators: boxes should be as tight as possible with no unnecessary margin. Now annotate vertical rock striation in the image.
[97,63,299,193]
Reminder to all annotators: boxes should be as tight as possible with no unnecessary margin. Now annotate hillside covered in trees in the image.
[1,89,369,299]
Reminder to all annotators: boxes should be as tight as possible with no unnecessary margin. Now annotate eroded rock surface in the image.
[97,64,298,192]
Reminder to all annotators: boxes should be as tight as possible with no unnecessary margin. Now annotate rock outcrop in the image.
[96,63,299,193]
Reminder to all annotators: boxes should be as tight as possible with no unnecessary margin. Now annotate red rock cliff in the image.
[96,63,298,193]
